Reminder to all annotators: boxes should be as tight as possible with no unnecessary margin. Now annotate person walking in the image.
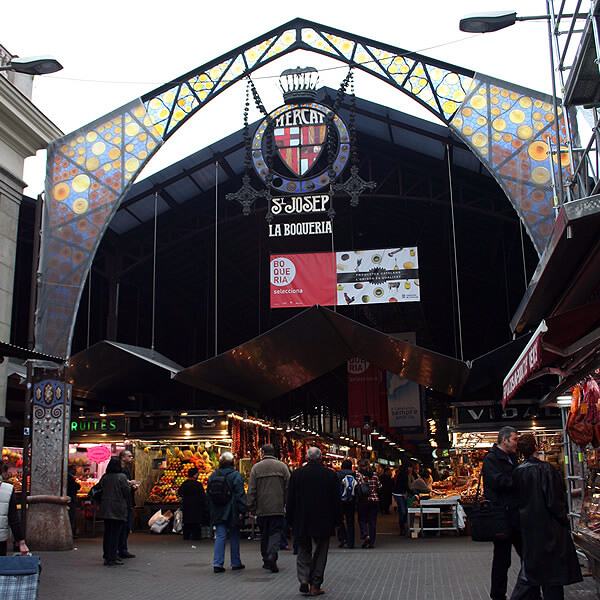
[482,426,521,600]
[99,457,131,566]
[178,467,208,541]
[0,468,29,556]
[117,449,138,559]
[206,452,246,573]
[287,447,341,596]
[356,458,381,548]
[392,465,409,535]
[510,433,582,600]
[378,467,393,514]
[67,465,80,536]
[247,443,290,572]
[336,459,356,548]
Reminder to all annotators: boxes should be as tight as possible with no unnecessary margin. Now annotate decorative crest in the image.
[279,66,319,104]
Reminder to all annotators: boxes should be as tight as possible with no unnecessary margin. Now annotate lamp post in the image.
[458,7,585,209]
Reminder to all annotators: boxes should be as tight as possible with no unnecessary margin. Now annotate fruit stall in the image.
[1,446,23,493]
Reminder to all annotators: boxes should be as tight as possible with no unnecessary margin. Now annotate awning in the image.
[175,305,471,404]
[68,341,184,398]
[503,299,600,406]
[0,340,64,364]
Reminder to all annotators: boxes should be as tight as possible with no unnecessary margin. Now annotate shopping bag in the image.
[173,509,183,534]
[148,509,163,527]
[469,473,509,542]
[0,556,41,599]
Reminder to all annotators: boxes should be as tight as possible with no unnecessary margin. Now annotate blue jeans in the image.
[213,524,242,568]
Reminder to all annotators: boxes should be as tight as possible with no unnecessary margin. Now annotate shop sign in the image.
[502,324,546,406]
[455,404,561,426]
[71,417,125,434]
[87,446,111,462]
[268,194,332,238]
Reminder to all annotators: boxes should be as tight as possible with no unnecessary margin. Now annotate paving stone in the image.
[32,514,596,600]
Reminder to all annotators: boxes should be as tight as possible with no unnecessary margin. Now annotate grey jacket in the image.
[247,456,290,517]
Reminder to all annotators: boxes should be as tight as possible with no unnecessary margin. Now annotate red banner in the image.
[502,329,544,407]
[270,253,336,308]
[347,358,387,429]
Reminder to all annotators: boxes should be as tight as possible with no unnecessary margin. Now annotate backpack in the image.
[206,470,233,505]
[340,473,357,501]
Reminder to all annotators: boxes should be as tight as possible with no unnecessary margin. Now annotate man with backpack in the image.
[337,459,356,549]
[247,444,290,573]
[206,452,247,573]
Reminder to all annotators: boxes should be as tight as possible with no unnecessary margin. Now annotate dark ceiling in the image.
[12,87,539,418]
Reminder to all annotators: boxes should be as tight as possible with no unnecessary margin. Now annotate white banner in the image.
[387,373,422,429]
[385,332,422,430]
[336,247,419,306]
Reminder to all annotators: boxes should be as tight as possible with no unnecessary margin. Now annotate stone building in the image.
[0,44,62,446]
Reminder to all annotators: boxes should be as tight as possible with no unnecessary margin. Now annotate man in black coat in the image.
[178,467,208,540]
[287,447,341,596]
[482,426,521,600]
[510,434,582,600]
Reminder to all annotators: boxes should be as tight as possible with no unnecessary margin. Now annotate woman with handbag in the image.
[356,459,381,549]
[98,457,131,566]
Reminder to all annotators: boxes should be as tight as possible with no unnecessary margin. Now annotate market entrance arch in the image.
[38,17,569,361]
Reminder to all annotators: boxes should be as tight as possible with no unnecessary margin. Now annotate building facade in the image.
[0,44,62,446]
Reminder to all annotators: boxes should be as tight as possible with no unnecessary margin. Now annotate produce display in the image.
[2,447,23,468]
[147,445,219,503]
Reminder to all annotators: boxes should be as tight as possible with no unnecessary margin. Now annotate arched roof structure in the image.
[37,18,571,359]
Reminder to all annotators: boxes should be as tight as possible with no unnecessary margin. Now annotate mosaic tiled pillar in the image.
[26,377,73,551]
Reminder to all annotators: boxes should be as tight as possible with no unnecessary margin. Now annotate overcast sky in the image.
[1,1,556,196]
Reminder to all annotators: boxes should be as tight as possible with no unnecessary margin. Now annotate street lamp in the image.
[458,9,586,208]
[459,11,544,33]
[0,55,63,75]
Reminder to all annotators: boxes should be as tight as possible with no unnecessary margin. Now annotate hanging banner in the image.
[270,253,336,308]
[347,358,385,429]
[270,247,420,308]
[387,373,423,431]
[385,331,423,432]
[337,247,419,305]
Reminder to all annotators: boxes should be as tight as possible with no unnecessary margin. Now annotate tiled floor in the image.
[29,514,597,600]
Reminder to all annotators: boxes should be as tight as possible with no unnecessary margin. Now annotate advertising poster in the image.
[270,253,336,308]
[386,332,423,432]
[270,248,420,308]
[336,247,419,306]
[386,373,423,431]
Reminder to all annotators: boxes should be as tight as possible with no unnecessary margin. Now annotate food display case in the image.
[574,450,600,588]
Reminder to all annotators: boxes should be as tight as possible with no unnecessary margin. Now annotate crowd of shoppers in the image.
[82,435,583,598]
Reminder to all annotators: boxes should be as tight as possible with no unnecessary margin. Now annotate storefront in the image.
[448,400,564,508]
[66,409,340,534]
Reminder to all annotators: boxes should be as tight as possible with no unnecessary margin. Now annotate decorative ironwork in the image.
[39,17,571,357]
[334,73,376,206]
[226,80,263,215]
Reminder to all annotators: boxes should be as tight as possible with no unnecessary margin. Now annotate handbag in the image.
[355,473,371,500]
[469,472,509,542]
[87,482,103,504]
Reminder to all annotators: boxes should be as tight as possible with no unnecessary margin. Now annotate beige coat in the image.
[247,456,290,517]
